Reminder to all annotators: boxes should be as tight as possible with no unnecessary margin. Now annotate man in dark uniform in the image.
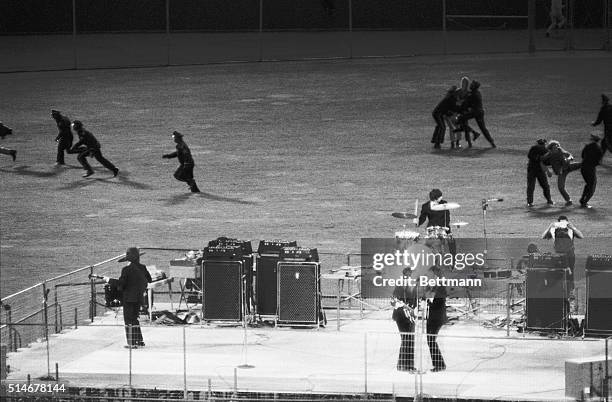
[425,265,447,372]
[415,189,451,230]
[392,268,417,372]
[69,120,119,178]
[592,94,612,157]
[579,134,603,208]
[51,110,72,165]
[162,131,200,193]
[0,122,17,161]
[527,139,554,207]
[457,80,496,148]
[431,85,458,149]
[117,247,152,348]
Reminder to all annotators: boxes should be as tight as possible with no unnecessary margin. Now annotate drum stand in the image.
[481,199,489,256]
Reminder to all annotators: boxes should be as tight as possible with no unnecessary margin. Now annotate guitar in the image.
[390,296,417,323]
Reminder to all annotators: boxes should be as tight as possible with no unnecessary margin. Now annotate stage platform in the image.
[3,304,608,401]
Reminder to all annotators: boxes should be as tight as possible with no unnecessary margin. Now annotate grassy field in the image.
[1,51,611,297]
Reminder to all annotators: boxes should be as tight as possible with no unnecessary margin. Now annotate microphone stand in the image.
[481,199,489,257]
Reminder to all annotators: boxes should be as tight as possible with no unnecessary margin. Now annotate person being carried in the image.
[456,80,495,148]
[541,140,581,206]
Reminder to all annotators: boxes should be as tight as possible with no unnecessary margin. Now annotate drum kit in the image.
[392,201,468,242]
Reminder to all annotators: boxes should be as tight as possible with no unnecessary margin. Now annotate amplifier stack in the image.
[202,244,245,322]
[585,254,612,337]
[526,253,568,332]
[256,240,298,317]
[277,247,322,327]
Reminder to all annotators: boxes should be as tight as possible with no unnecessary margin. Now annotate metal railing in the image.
[1,322,610,401]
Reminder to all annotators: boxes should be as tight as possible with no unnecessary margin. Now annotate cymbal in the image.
[391,212,417,219]
[431,202,460,211]
[451,221,469,227]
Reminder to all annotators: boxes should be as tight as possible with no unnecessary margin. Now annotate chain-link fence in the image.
[0,0,609,72]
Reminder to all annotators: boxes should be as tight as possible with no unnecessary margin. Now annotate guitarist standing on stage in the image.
[392,268,418,372]
[117,247,152,349]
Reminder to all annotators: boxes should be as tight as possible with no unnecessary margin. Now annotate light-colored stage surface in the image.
[5,306,607,401]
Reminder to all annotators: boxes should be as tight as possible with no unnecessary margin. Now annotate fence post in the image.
[183,327,187,399]
[166,0,171,66]
[72,0,77,69]
[605,0,611,51]
[128,325,133,388]
[528,0,535,53]
[5,305,14,352]
[348,0,353,59]
[54,285,59,333]
[89,266,95,322]
[42,282,51,379]
[258,0,263,62]
[363,332,368,395]
[442,0,447,55]
[605,337,609,402]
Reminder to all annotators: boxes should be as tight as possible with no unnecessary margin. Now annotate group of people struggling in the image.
[1,110,201,192]
[527,94,612,208]
[431,76,496,150]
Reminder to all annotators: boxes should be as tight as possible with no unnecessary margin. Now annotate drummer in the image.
[413,189,457,258]
[414,189,452,233]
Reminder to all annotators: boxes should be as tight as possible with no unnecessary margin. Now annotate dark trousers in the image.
[556,162,581,202]
[527,168,552,204]
[579,166,597,205]
[174,163,199,191]
[56,140,72,164]
[432,112,446,145]
[460,111,495,146]
[77,148,117,173]
[396,319,415,370]
[601,131,612,155]
[123,302,144,346]
[426,318,446,370]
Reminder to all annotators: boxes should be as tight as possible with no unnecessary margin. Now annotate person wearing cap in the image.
[51,110,72,166]
[162,131,200,193]
[117,247,152,348]
[431,85,458,149]
[578,134,603,208]
[456,80,495,148]
[541,140,581,206]
[0,122,17,161]
[592,94,612,157]
[527,139,554,207]
[69,120,119,178]
[542,216,583,292]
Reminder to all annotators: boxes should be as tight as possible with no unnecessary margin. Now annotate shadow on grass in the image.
[159,191,257,206]
[0,164,77,178]
[432,146,500,158]
[55,170,153,191]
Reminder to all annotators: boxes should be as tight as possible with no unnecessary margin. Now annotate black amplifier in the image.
[203,245,243,259]
[280,247,319,262]
[586,254,612,270]
[257,240,298,255]
[208,237,253,255]
[528,253,568,269]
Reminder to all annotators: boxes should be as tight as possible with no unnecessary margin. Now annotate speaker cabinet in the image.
[202,260,243,322]
[586,255,612,337]
[526,267,567,331]
[277,262,320,327]
[256,255,280,316]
